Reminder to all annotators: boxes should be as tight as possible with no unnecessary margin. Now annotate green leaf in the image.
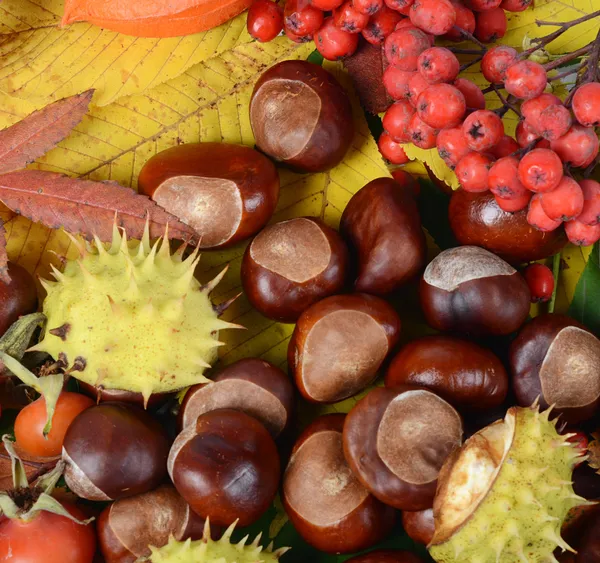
[568,242,600,333]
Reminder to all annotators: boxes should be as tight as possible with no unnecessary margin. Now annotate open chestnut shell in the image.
[241,217,349,323]
[420,246,530,336]
[385,335,509,412]
[167,408,280,527]
[402,508,435,546]
[138,143,279,249]
[288,293,401,404]
[340,177,427,295]
[345,550,426,563]
[509,313,600,424]
[343,386,463,511]
[282,414,395,554]
[250,60,354,173]
[77,383,170,409]
[62,403,170,501]
[178,358,294,438]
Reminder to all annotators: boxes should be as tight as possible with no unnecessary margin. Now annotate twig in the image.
[448,48,486,55]
[509,140,537,159]
[543,43,593,71]
[547,68,579,82]
[584,155,600,178]
[547,252,561,314]
[460,55,484,72]
[491,85,521,117]
[453,25,488,50]
[583,27,600,83]
[535,10,600,28]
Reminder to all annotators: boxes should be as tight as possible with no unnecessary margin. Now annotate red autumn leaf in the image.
[0,442,58,492]
[0,169,198,242]
[0,91,94,175]
[0,221,8,284]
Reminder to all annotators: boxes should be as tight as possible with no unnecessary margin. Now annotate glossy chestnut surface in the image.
[345,550,426,563]
[178,358,294,437]
[282,414,396,554]
[340,177,427,295]
[138,143,279,249]
[0,262,38,337]
[420,246,530,336]
[250,60,354,173]
[242,217,349,323]
[62,403,170,501]
[510,314,600,424]
[385,335,508,412]
[343,386,463,511]
[402,509,435,546]
[449,189,567,264]
[289,293,401,403]
[168,409,280,527]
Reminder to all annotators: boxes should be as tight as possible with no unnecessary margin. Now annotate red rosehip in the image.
[455,152,493,192]
[383,67,415,100]
[384,27,431,70]
[527,194,562,232]
[551,124,600,168]
[516,120,539,147]
[488,156,528,199]
[523,263,554,303]
[378,132,411,164]
[517,148,563,193]
[417,83,466,129]
[285,0,324,35]
[489,134,520,159]
[247,0,284,42]
[409,0,457,35]
[417,47,460,84]
[462,109,504,151]
[407,113,438,149]
[474,7,506,43]
[453,77,486,111]
[539,176,584,222]
[495,190,532,212]
[572,82,600,127]
[443,1,475,41]
[436,127,471,168]
[577,179,600,226]
[362,5,402,44]
[407,71,430,107]
[504,60,548,100]
[334,1,370,32]
[383,100,415,142]
[352,0,384,14]
[564,219,600,246]
[481,45,518,84]
[314,17,360,60]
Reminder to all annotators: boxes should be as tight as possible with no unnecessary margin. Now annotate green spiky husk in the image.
[36,225,237,403]
[429,406,589,563]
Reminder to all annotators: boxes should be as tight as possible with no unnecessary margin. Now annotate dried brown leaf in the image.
[0,170,198,242]
[0,91,94,175]
[0,220,8,284]
[0,442,58,492]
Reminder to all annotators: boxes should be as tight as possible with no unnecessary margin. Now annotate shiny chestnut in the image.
[385,335,509,412]
[250,60,354,173]
[345,550,426,563]
[168,409,280,527]
[178,358,294,438]
[138,143,279,249]
[343,386,463,511]
[241,217,349,323]
[282,414,395,554]
[340,177,427,295]
[0,262,38,337]
[402,509,435,546]
[289,293,401,404]
[510,314,600,424]
[420,246,530,335]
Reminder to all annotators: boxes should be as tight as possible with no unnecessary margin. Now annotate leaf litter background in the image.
[0,0,599,560]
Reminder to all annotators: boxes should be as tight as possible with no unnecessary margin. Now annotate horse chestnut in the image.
[289,293,401,403]
[402,509,435,546]
[0,262,37,337]
[343,386,463,510]
[510,314,600,424]
[242,217,349,323]
[178,358,294,438]
[385,335,509,412]
[167,409,280,527]
[282,414,395,554]
[345,551,426,563]
[250,60,354,173]
[340,177,427,295]
[138,143,279,249]
[576,510,600,562]
[420,246,530,335]
[77,383,170,408]
[97,484,208,563]
[62,403,170,501]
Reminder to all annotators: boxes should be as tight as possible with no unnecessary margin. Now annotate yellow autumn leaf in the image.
[0,0,253,108]
[402,144,460,189]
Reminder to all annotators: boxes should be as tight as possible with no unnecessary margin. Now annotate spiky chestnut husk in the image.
[147,520,288,563]
[35,224,241,405]
[428,405,591,563]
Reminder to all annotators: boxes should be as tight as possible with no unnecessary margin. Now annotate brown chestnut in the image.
[62,403,170,501]
[340,178,427,295]
[178,358,294,438]
[167,408,279,527]
[576,510,600,563]
[250,60,354,173]
[282,414,395,554]
[138,143,279,249]
[343,386,463,511]
[420,246,530,336]
[402,508,435,546]
[385,335,509,412]
[97,484,208,563]
[0,262,37,337]
[449,189,567,264]
[345,550,426,563]
[509,313,600,424]
[289,293,401,404]
[241,217,349,323]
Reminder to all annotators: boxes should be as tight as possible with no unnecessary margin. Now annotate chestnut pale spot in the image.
[302,310,388,402]
[376,390,463,485]
[251,79,321,160]
[153,176,242,248]
[181,379,287,437]
[424,246,515,291]
[250,218,331,283]
[539,326,600,408]
[284,430,368,526]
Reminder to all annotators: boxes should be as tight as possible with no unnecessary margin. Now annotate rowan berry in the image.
[523,264,554,303]
[572,82,600,128]
[383,67,415,100]
[417,47,460,84]
[516,120,539,147]
[527,194,562,232]
[565,219,600,246]
[500,0,532,11]
[517,148,563,193]
[481,45,518,84]
[362,5,402,44]
[383,100,415,142]
[462,109,504,151]
[409,0,457,35]
[536,104,572,141]
[550,124,599,168]
[465,0,501,11]
[455,152,493,192]
[352,0,384,14]
[384,28,431,70]
[577,179,600,226]
[285,0,324,36]
[453,77,486,111]
[536,138,551,150]
[247,0,284,42]
[474,7,506,42]
[378,132,411,164]
[417,83,466,129]
[443,1,475,41]
[285,27,312,42]
[436,127,471,168]
[489,134,519,159]
[395,19,435,44]
[520,93,561,125]
[312,0,345,8]
[385,0,415,12]
[333,1,370,32]
[539,176,584,221]
[495,190,532,212]
[504,60,548,100]
[314,17,359,60]
[488,156,528,199]
[408,113,438,149]
[407,71,430,107]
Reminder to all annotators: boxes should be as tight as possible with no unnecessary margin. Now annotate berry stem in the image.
[543,43,592,72]
[491,84,521,117]
[453,25,488,50]
[460,55,484,72]
[583,27,600,83]
[448,48,486,55]
[534,10,600,29]
[583,155,600,178]
[547,252,561,314]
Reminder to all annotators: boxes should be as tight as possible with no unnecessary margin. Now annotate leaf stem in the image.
[548,253,561,314]
[491,85,521,117]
